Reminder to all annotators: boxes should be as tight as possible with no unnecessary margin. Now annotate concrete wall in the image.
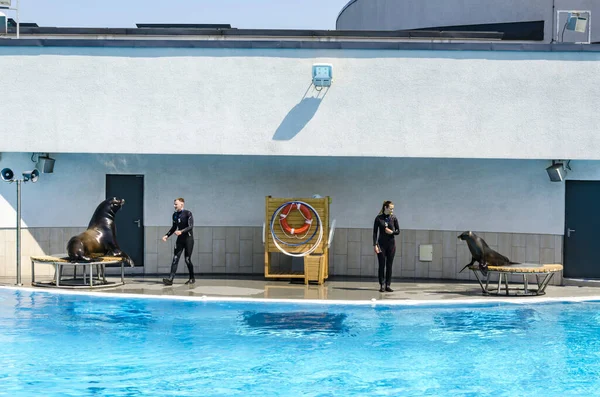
[336,0,599,44]
[1,46,600,160]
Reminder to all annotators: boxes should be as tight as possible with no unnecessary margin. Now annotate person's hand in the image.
[175,231,182,236]
[374,245,381,254]
[162,236,168,242]
[385,227,393,234]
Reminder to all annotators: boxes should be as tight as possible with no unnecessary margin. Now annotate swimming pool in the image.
[1,288,600,396]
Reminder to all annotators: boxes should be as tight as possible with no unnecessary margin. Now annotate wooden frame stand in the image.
[264,196,330,284]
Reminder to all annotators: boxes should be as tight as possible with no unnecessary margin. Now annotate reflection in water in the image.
[241,311,348,336]
[432,307,539,340]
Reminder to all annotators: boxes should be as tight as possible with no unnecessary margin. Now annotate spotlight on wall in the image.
[566,12,588,33]
[33,153,55,173]
[546,161,567,182]
[312,63,333,91]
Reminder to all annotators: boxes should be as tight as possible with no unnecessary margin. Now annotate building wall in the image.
[1,46,600,160]
[336,0,599,44]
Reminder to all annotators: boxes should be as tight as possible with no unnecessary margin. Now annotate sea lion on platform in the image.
[457,231,518,275]
[67,197,134,267]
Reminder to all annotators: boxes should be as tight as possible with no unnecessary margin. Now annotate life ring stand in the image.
[279,202,313,235]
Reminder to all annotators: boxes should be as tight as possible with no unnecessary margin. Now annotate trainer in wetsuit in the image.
[162,197,195,286]
[373,200,400,293]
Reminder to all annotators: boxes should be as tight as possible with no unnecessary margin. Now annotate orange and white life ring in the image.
[279,202,313,235]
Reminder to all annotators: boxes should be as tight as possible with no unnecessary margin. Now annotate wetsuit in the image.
[373,213,400,287]
[165,209,195,282]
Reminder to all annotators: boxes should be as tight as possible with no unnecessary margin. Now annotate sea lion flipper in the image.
[120,252,135,267]
[459,258,475,273]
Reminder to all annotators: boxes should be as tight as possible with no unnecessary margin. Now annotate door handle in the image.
[134,219,141,228]
[567,228,575,237]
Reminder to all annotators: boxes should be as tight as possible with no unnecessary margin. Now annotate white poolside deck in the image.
[3,276,600,303]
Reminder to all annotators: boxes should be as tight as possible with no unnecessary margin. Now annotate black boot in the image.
[185,278,195,285]
[162,278,173,286]
[379,284,385,292]
[385,286,394,292]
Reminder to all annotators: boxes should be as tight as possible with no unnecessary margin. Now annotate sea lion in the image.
[457,231,518,275]
[67,197,134,267]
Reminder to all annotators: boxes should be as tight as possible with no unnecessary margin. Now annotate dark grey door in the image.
[106,175,144,267]
[564,181,600,278]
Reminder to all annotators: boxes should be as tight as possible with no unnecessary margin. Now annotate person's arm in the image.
[393,216,400,235]
[373,217,380,246]
[179,211,194,233]
[165,215,177,238]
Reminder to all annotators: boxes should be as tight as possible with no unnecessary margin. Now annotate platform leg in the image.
[471,269,487,294]
[538,273,555,294]
[484,271,491,292]
[497,273,502,294]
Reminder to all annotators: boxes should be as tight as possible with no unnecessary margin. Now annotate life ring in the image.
[279,202,313,235]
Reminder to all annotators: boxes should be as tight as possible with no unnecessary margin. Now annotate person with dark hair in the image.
[373,200,400,292]
[162,197,195,286]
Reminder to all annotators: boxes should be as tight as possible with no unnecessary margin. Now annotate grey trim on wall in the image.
[0,38,599,52]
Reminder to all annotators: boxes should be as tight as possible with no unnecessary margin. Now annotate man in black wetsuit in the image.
[373,200,400,293]
[162,197,195,286]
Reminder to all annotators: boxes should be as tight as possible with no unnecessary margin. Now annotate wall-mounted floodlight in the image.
[35,153,55,173]
[546,160,570,182]
[566,12,588,33]
[312,63,333,90]
[557,10,591,43]
[1,166,40,285]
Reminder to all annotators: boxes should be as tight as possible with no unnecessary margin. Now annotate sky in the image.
[5,0,352,30]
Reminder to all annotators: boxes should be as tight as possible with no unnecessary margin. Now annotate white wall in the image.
[0,46,599,160]
[2,152,598,234]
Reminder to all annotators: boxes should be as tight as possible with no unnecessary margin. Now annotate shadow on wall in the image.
[272,85,328,141]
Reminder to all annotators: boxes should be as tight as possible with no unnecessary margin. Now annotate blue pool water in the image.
[2,289,600,396]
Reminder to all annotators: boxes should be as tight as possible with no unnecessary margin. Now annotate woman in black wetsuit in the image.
[373,200,400,292]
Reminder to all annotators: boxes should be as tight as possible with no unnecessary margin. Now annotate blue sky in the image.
[9,0,351,29]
